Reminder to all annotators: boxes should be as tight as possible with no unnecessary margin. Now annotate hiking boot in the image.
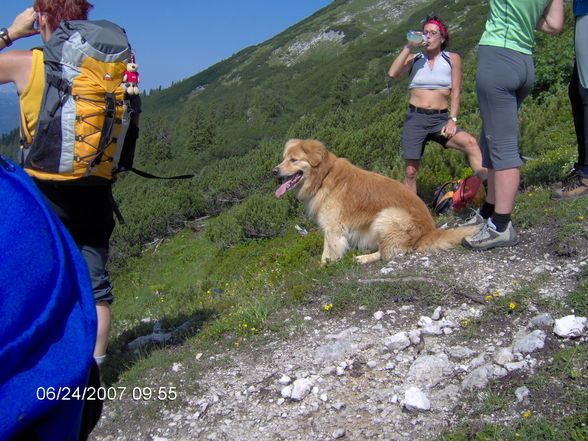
[551,169,588,199]
[461,208,486,226]
[462,219,518,251]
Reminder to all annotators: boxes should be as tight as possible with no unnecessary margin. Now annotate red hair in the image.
[34,0,94,32]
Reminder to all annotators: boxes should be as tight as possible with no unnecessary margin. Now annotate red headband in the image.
[425,19,447,37]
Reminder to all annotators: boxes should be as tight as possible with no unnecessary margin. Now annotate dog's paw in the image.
[355,252,381,265]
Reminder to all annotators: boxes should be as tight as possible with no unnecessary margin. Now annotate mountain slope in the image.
[0,85,18,135]
[0,0,576,264]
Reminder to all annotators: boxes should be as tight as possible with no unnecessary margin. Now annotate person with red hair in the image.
[388,15,487,195]
[0,1,115,371]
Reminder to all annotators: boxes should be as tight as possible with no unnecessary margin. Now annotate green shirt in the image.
[479,0,550,55]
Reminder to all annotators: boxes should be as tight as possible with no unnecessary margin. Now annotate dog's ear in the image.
[301,139,325,167]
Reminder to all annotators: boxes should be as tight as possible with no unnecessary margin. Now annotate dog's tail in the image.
[415,225,481,252]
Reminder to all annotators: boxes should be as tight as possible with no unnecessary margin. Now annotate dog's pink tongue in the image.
[275,182,288,198]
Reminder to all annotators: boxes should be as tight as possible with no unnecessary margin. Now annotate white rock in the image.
[171,363,182,372]
[421,324,443,336]
[506,361,527,372]
[278,375,292,385]
[385,362,396,370]
[432,307,444,321]
[280,385,293,399]
[333,429,346,439]
[127,333,172,350]
[289,378,313,401]
[408,329,422,345]
[461,365,491,391]
[403,386,431,411]
[367,360,377,369]
[447,346,477,360]
[553,315,587,338]
[515,386,530,402]
[494,348,514,366]
[513,330,546,354]
[468,354,486,370]
[407,354,453,389]
[384,332,411,351]
[373,311,385,321]
[438,318,458,328]
[490,364,508,379]
[418,316,433,327]
[529,313,554,328]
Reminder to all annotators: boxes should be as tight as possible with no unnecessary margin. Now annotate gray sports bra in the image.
[408,51,452,90]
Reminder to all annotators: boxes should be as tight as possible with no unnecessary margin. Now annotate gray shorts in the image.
[401,107,461,160]
[80,245,113,304]
[476,45,534,170]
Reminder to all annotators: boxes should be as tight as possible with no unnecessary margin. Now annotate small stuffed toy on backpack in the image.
[123,60,140,95]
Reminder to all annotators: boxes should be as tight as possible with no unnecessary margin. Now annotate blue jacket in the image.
[0,156,96,441]
[575,0,588,16]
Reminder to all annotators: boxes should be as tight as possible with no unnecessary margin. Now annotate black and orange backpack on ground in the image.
[432,175,486,214]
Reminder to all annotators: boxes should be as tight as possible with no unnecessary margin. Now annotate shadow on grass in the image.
[100,308,215,386]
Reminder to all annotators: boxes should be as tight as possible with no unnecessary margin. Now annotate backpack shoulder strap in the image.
[409,52,424,76]
[441,51,452,67]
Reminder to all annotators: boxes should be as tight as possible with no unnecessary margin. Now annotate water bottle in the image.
[406,30,426,44]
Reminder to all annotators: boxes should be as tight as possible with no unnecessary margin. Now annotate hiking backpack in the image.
[19,20,140,183]
[431,175,486,215]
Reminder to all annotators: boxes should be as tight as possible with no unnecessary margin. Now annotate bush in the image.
[206,192,300,247]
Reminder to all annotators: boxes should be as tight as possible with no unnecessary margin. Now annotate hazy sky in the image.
[3,0,332,92]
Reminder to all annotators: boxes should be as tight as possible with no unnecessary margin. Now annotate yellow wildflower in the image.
[522,410,531,418]
[485,295,493,301]
[579,216,585,221]
[509,302,516,309]
[323,304,333,311]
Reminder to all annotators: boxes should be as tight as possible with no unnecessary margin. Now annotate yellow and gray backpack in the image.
[20,20,140,183]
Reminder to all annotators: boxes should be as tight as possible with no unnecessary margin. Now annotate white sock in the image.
[94,354,106,366]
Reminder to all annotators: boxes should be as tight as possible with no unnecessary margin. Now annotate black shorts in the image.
[401,106,462,160]
[33,179,115,303]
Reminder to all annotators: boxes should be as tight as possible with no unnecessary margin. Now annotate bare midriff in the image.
[409,88,450,110]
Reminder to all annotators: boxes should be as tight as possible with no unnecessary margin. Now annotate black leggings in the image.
[569,62,588,170]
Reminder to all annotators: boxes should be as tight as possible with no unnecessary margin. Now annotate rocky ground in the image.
[92,221,587,441]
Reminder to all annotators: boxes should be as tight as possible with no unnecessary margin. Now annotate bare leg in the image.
[446,131,488,181]
[94,301,111,359]
[493,168,519,214]
[403,159,420,194]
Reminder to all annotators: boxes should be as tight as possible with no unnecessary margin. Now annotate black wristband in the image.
[0,28,13,47]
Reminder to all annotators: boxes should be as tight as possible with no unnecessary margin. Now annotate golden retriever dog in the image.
[273,138,480,264]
